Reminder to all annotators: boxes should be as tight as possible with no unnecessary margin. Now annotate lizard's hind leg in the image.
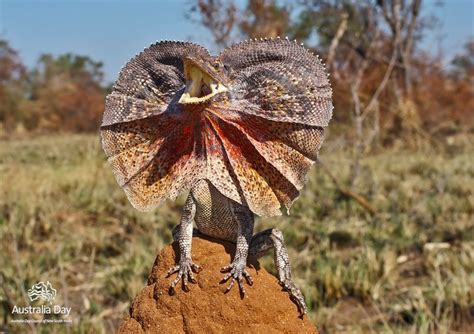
[249,228,308,315]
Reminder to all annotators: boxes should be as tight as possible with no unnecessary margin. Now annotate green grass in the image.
[1,134,473,333]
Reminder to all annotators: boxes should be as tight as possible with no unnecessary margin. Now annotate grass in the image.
[0,133,473,333]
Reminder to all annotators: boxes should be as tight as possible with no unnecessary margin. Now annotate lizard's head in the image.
[178,56,229,105]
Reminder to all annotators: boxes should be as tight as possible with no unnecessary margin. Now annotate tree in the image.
[0,39,27,134]
[451,38,474,80]
[188,0,290,47]
[239,0,290,39]
[27,53,106,132]
[188,0,238,47]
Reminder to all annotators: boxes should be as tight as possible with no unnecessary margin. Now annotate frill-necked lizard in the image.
[101,38,333,315]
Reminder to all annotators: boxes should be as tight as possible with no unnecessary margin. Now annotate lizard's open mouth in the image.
[179,63,228,104]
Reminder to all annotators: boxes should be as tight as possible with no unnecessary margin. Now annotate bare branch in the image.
[194,0,237,47]
[326,12,348,69]
[401,0,422,95]
[318,159,377,216]
[363,0,401,117]
[378,0,396,33]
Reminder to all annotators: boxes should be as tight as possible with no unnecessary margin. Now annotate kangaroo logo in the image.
[27,281,57,304]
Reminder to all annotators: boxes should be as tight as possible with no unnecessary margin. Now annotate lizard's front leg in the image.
[220,205,254,296]
[167,194,201,293]
[249,228,308,315]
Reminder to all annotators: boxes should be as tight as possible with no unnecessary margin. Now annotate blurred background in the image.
[0,0,473,332]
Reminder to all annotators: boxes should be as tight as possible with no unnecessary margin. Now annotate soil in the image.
[118,235,318,333]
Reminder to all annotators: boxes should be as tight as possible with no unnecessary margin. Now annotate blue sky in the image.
[1,0,473,83]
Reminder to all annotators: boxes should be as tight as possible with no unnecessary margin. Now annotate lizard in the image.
[100,38,333,315]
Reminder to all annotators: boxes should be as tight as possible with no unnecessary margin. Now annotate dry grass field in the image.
[1,133,473,333]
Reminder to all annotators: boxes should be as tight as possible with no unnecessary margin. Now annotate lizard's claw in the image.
[167,258,201,293]
[220,260,253,297]
[281,279,308,315]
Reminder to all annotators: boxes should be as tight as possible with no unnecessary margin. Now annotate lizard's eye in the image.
[213,63,220,70]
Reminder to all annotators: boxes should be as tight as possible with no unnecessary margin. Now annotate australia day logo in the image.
[27,281,57,304]
[11,281,72,324]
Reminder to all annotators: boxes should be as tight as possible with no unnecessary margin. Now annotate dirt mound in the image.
[118,236,317,333]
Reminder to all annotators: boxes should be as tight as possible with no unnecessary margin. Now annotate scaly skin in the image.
[168,179,308,314]
[100,38,333,316]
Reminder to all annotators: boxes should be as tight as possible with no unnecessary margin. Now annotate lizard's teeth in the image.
[210,82,219,93]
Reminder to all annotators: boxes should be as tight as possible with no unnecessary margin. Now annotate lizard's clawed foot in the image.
[220,260,253,296]
[281,279,308,315]
[167,258,201,293]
